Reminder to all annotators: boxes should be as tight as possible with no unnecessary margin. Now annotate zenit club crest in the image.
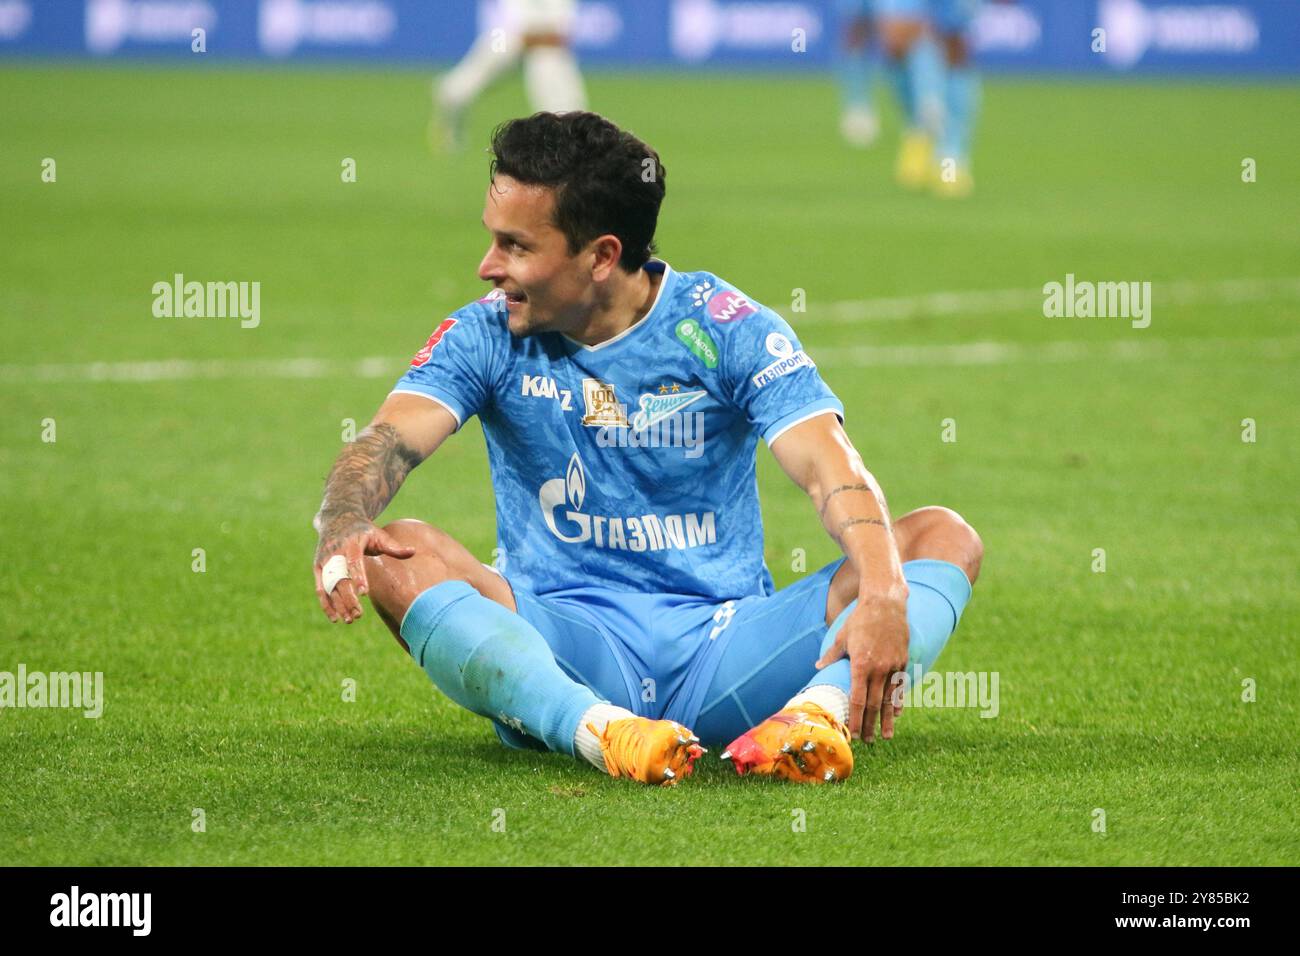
[631,386,707,432]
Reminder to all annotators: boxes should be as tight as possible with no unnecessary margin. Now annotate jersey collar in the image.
[561,259,674,353]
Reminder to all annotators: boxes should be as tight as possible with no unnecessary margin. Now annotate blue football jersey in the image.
[392,260,844,601]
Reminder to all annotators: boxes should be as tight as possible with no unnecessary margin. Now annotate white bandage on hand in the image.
[321,554,351,594]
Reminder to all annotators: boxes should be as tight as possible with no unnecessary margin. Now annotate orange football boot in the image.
[591,717,706,787]
[720,703,853,783]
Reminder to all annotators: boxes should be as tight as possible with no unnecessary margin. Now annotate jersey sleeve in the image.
[389,302,504,430]
[721,303,843,446]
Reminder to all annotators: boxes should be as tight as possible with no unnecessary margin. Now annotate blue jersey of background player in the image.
[872,0,986,195]
[311,112,983,786]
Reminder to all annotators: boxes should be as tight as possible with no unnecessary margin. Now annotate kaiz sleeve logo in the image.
[410,318,458,367]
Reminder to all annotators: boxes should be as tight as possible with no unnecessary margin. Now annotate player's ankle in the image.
[573,702,636,772]
[784,685,850,726]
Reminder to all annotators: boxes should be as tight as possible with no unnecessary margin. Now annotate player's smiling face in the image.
[477,174,602,337]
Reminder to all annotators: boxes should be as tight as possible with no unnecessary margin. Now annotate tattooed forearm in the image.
[315,423,423,545]
[817,483,875,521]
[833,516,890,542]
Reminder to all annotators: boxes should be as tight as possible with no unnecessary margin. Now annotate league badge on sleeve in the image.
[410,318,458,367]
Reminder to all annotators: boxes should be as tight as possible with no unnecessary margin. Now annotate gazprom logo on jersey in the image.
[1099,0,1259,70]
[669,0,822,62]
[86,0,216,54]
[752,332,813,389]
[259,0,397,57]
[539,453,717,552]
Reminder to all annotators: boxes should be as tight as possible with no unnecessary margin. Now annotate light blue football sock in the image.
[886,58,913,127]
[940,67,980,167]
[835,47,873,113]
[801,558,973,696]
[905,37,945,134]
[399,580,599,756]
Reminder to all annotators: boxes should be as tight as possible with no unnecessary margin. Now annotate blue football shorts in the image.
[492,557,969,749]
[872,0,980,32]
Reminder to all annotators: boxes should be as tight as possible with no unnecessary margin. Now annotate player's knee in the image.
[933,507,982,584]
[364,520,458,619]
[899,506,983,584]
[380,518,449,555]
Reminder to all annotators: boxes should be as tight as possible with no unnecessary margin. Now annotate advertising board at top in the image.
[0,0,1296,74]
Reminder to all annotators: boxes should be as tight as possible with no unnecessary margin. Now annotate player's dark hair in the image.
[488,112,666,272]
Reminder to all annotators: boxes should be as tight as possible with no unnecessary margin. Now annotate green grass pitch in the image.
[1,66,1297,866]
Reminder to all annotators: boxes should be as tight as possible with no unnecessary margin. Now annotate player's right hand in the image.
[313,516,416,624]
[814,587,909,742]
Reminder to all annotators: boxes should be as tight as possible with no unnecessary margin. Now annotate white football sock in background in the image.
[437,31,521,114]
[523,46,586,113]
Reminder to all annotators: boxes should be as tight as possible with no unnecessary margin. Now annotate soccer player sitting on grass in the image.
[312,112,983,786]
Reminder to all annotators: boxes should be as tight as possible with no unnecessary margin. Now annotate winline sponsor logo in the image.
[675,318,719,368]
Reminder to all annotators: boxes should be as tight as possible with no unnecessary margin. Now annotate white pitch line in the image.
[0,356,402,385]
[2,276,1298,385]
[4,335,1297,385]
[816,335,1300,369]
[784,276,1300,324]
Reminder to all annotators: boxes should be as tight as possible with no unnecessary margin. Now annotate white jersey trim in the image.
[389,389,463,429]
[765,407,843,448]
[562,260,674,353]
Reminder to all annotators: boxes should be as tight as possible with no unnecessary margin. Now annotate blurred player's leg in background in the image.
[434,29,521,151]
[874,0,945,188]
[432,0,584,151]
[521,31,586,114]
[933,0,981,197]
[835,0,879,148]
[517,0,586,113]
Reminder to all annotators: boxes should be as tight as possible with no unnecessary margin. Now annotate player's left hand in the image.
[814,588,909,742]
